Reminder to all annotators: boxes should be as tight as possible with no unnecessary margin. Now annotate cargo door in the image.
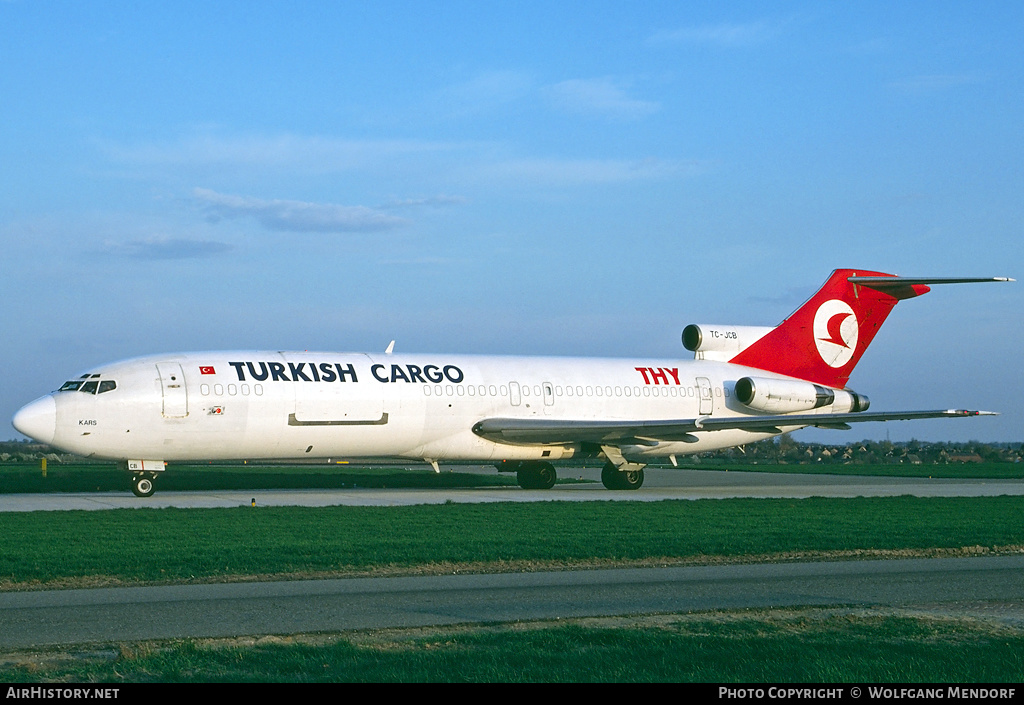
[287,354,384,426]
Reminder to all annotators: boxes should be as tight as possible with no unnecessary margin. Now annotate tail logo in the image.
[813,299,858,368]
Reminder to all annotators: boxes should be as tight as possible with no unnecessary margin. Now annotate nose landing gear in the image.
[123,460,165,497]
[131,473,157,497]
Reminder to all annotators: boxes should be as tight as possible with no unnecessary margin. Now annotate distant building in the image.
[947,453,984,464]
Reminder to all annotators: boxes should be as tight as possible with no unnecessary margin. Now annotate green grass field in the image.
[3,611,1023,682]
[1,496,1022,588]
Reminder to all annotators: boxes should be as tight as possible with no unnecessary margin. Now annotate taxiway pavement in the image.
[2,556,1023,648]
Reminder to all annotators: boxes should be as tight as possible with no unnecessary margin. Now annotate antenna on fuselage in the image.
[385,340,395,355]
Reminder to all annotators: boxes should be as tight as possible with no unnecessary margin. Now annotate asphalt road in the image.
[1,556,1022,648]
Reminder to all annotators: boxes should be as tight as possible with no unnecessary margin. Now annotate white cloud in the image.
[379,194,469,209]
[100,236,233,260]
[193,188,410,233]
[546,78,659,120]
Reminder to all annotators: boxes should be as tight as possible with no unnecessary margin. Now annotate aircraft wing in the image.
[471,409,995,446]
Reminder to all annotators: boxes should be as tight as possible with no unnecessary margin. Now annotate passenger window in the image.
[98,380,117,394]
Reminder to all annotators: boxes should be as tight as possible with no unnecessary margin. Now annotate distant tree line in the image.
[699,436,1023,465]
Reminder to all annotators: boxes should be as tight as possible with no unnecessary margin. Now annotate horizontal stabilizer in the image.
[849,276,1014,287]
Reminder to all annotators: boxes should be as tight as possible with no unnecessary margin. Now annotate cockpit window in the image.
[59,376,116,394]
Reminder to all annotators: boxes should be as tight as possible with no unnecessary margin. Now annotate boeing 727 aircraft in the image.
[12,269,1011,496]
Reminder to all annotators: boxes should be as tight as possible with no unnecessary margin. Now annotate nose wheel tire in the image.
[131,474,156,497]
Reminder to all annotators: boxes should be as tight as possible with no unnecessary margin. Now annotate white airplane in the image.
[12,269,1011,497]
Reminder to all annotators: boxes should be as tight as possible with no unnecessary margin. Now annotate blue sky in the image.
[3,1,1021,443]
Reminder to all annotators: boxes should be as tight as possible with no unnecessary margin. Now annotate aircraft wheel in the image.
[516,469,534,489]
[516,462,557,490]
[601,463,644,490]
[131,474,156,498]
[619,468,644,490]
[601,463,622,490]
[535,462,557,490]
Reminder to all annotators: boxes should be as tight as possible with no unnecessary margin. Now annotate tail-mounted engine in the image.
[734,376,870,414]
[682,324,776,362]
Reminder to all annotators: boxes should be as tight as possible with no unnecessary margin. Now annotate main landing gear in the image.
[516,461,558,490]
[496,460,558,489]
[497,458,645,490]
[601,462,645,491]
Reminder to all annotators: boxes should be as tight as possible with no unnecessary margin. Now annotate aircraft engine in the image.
[682,324,775,361]
[734,376,870,414]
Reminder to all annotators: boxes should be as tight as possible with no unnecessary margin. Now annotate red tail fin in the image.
[728,269,931,388]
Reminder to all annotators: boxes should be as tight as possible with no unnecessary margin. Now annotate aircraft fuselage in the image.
[33,351,796,465]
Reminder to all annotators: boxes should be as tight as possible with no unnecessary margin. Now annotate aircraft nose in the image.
[12,395,57,445]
